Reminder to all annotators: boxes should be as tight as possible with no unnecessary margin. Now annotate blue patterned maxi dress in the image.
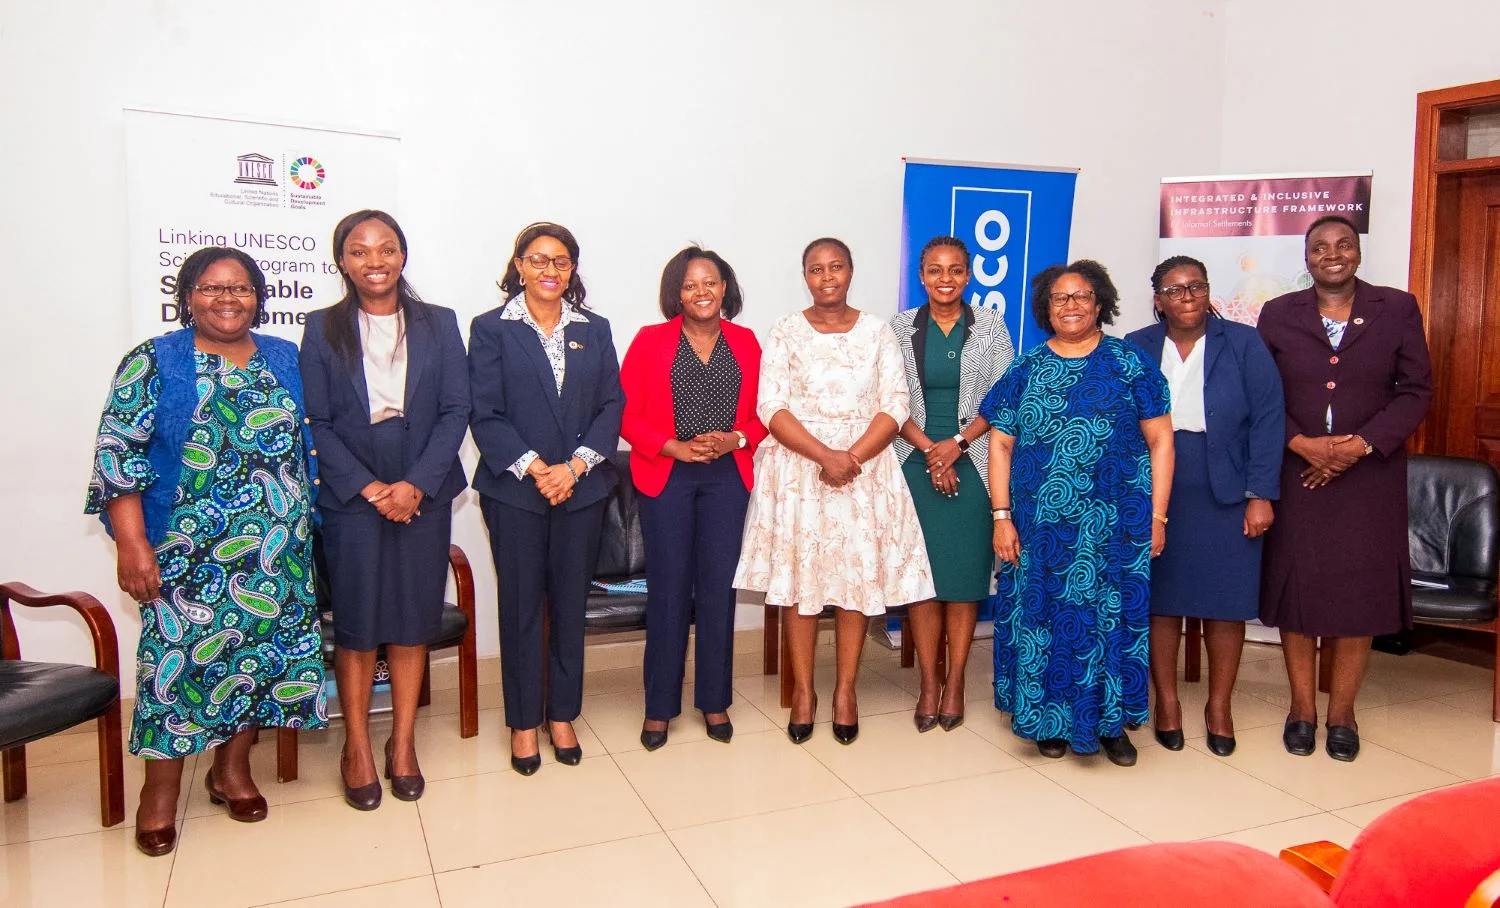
[979,336,1169,752]
[85,344,327,759]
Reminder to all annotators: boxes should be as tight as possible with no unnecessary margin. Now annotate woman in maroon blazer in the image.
[1256,215,1432,763]
[620,246,767,750]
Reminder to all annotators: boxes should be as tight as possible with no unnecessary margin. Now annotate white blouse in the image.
[358,310,407,423]
[1163,333,1206,433]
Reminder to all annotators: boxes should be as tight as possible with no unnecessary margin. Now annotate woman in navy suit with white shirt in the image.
[300,210,470,808]
[469,222,623,776]
[1124,256,1284,757]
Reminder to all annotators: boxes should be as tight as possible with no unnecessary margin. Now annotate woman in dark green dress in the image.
[86,247,326,856]
[892,236,1015,732]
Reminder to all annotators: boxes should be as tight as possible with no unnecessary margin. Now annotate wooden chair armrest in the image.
[0,581,121,679]
[447,545,475,624]
[1466,867,1500,908]
[1278,841,1349,893]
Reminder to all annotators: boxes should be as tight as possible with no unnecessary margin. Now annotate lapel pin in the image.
[568,340,583,350]
[1352,317,1364,325]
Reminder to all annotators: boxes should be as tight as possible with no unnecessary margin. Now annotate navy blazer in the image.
[299,300,471,513]
[468,299,623,514]
[1125,317,1285,504]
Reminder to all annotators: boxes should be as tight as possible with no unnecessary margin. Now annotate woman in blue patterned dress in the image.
[980,260,1173,765]
[86,247,326,856]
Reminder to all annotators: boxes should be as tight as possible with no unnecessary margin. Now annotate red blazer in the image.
[620,316,768,496]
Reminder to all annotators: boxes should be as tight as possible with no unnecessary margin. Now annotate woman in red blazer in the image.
[620,246,767,750]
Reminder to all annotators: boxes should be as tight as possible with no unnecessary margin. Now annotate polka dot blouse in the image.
[671,331,741,439]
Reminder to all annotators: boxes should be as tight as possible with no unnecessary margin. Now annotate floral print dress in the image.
[86,343,327,758]
[733,312,934,615]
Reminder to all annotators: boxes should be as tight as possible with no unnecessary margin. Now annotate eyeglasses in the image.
[1048,289,1096,307]
[1159,281,1210,302]
[194,284,256,298]
[521,253,575,271]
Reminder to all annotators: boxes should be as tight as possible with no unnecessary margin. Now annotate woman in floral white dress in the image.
[734,237,934,746]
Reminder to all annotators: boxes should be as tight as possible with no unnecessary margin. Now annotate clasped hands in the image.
[361,480,424,523]
[526,459,585,506]
[1291,434,1368,489]
[923,437,962,498]
[818,448,862,488]
[663,431,739,464]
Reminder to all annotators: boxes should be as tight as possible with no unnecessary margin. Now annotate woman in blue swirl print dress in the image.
[85,247,326,856]
[980,260,1174,766]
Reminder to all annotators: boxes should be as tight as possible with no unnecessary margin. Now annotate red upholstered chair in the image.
[1280,778,1500,907]
[859,842,1329,908]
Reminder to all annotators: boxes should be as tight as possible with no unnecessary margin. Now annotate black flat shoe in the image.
[1153,727,1185,751]
[205,769,268,822]
[1283,718,1316,756]
[937,713,964,732]
[383,739,425,801]
[1326,724,1360,762]
[546,722,583,766]
[832,722,859,745]
[340,750,383,811]
[914,713,938,733]
[1100,734,1138,767]
[640,725,669,751]
[705,717,733,744]
[1037,738,1068,759]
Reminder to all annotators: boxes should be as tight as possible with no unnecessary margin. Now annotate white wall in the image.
[1,1,1229,672]
[1220,0,1500,288]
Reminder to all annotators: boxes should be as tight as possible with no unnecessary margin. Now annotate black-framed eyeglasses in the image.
[522,253,575,271]
[1159,282,1210,302]
[1048,289,1096,307]
[194,284,256,298]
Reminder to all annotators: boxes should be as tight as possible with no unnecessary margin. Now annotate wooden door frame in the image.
[1409,78,1500,453]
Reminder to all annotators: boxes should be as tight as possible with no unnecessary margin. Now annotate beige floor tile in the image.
[167,796,430,908]
[402,708,603,780]
[416,682,502,719]
[418,758,659,872]
[1433,686,1499,720]
[1036,741,1319,841]
[800,711,1023,794]
[958,705,1057,766]
[1233,657,1328,714]
[1357,700,1500,779]
[582,665,646,696]
[866,770,1148,880]
[670,797,956,907]
[1366,651,1495,699]
[733,663,916,724]
[256,875,440,907]
[584,683,774,754]
[865,645,994,705]
[1240,642,1284,663]
[1208,812,1363,854]
[0,827,174,907]
[436,833,711,908]
[1186,723,1462,810]
[0,752,196,844]
[1330,783,1465,828]
[1150,678,1291,735]
[613,729,852,829]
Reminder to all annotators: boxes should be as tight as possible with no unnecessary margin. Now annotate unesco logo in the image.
[289,157,326,190]
[233,153,277,186]
[953,188,1032,317]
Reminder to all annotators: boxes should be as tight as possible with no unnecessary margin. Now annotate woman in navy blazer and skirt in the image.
[300,210,470,808]
[469,222,624,775]
[1125,255,1284,758]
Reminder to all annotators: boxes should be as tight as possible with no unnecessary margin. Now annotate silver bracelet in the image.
[564,461,579,482]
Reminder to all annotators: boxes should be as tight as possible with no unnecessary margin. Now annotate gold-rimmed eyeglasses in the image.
[521,253,574,271]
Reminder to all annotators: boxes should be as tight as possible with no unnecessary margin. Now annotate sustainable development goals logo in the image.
[289,157,326,190]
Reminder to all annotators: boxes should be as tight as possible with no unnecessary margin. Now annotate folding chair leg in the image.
[276,728,299,782]
[780,609,794,710]
[1184,618,1203,683]
[97,700,125,826]
[2,743,26,803]
[418,663,432,708]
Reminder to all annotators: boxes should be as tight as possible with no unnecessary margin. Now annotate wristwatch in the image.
[734,430,747,449]
[953,433,970,453]
[992,507,1012,521]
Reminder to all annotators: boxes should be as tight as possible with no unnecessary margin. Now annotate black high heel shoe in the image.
[787,695,816,745]
[832,697,858,745]
[640,722,669,751]
[510,730,541,776]
[937,712,964,732]
[1204,707,1236,757]
[704,713,734,744]
[384,739,425,801]
[341,748,383,810]
[546,721,583,766]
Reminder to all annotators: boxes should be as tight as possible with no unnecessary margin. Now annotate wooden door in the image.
[1463,173,1500,469]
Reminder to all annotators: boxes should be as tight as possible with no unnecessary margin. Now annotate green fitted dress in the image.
[900,319,993,601]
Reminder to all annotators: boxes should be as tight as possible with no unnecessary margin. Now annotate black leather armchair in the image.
[1407,454,1499,721]
[1,582,124,827]
[585,450,650,634]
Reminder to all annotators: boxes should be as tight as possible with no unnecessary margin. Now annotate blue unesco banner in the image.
[899,159,1078,351]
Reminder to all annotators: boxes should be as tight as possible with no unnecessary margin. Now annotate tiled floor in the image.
[3,638,1496,907]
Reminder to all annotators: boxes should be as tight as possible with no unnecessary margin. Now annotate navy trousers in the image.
[481,494,607,730]
[638,458,750,721]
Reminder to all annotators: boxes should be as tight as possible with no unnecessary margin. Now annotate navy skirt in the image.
[1150,431,1261,621]
[321,419,450,650]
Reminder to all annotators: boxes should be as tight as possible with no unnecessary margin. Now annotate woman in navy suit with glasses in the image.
[301,209,470,809]
[469,222,623,776]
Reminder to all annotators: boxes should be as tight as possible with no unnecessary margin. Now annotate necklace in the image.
[685,328,720,361]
